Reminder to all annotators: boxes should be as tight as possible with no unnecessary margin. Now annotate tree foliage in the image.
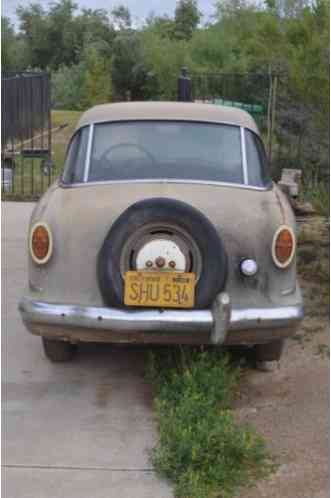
[1,0,329,179]
[174,0,201,40]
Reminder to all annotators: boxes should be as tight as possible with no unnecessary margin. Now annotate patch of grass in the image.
[298,182,330,218]
[2,157,54,201]
[297,218,330,315]
[316,343,330,359]
[298,256,330,285]
[51,109,82,132]
[51,110,82,171]
[52,142,67,174]
[147,348,273,498]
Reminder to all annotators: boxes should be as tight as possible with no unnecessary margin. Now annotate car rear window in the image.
[87,121,244,184]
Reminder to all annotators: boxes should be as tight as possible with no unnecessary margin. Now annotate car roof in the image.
[76,101,259,134]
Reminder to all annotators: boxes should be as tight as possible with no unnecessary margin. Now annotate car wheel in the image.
[42,337,77,362]
[98,198,228,309]
[254,339,284,363]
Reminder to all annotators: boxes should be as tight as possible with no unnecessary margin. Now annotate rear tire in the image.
[98,198,228,309]
[42,337,77,362]
[254,339,284,363]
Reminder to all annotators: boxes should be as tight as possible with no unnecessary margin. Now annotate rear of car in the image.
[19,102,303,361]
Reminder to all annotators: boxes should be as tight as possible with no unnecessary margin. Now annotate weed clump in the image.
[147,348,273,498]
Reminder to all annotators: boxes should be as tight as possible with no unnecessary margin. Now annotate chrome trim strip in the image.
[19,296,304,336]
[59,178,271,192]
[83,124,94,182]
[81,118,256,130]
[281,286,296,296]
[240,126,248,185]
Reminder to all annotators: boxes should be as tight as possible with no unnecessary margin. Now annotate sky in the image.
[1,0,216,28]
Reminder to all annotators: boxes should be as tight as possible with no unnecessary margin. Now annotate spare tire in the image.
[97,198,228,309]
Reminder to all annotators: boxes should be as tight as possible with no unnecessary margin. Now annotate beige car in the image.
[19,102,303,363]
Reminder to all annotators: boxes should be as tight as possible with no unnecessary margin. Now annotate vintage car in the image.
[19,102,303,364]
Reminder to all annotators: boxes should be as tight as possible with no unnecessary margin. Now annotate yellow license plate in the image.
[124,271,195,308]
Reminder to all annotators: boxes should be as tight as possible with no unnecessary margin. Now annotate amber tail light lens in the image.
[272,226,296,268]
[29,223,53,264]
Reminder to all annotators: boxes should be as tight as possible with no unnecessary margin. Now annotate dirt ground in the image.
[236,217,330,498]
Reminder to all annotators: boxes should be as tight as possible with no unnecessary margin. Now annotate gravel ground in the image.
[236,328,329,498]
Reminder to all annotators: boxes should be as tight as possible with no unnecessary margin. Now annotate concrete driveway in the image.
[2,202,172,498]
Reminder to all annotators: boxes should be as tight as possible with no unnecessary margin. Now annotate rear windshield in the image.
[88,121,244,184]
[62,120,271,187]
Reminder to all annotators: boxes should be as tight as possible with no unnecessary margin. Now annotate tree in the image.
[81,45,112,107]
[47,0,79,67]
[140,29,190,99]
[111,5,131,30]
[2,17,18,70]
[145,13,176,39]
[16,0,115,69]
[112,30,153,100]
[16,3,51,68]
[174,0,201,40]
[75,8,115,54]
[51,63,86,109]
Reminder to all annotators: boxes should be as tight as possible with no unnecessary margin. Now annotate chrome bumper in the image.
[19,294,304,345]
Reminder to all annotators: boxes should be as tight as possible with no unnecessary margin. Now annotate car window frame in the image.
[61,125,93,185]
[244,128,273,188]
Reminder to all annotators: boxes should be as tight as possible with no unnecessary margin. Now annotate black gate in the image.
[1,71,54,199]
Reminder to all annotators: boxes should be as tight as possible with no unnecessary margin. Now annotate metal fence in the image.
[1,71,54,199]
[2,67,321,200]
[177,68,280,167]
[177,68,329,183]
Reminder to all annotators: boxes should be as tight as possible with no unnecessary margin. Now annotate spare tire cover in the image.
[97,198,228,309]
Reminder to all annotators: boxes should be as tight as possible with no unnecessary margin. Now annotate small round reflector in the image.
[240,259,258,276]
[30,223,52,264]
[272,226,295,268]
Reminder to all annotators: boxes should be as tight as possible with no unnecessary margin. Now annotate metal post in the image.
[177,66,192,102]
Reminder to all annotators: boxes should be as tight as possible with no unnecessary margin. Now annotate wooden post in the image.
[269,74,278,165]
[267,66,273,161]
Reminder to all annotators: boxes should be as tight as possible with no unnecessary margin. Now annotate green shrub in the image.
[81,45,112,108]
[51,63,86,110]
[147,348,273,498]
[299,181,330,218]
[52,47,112,110]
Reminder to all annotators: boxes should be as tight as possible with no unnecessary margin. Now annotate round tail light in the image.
[29,222,53,264]
[272,225,296,268]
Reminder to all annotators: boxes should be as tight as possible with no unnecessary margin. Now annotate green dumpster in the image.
[211,98,264,126]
